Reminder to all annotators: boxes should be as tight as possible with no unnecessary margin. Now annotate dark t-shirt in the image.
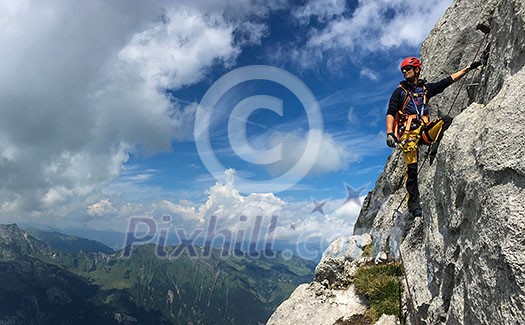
[386,76,454,117]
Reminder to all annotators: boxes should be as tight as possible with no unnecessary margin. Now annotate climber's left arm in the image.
[451,61,482,81]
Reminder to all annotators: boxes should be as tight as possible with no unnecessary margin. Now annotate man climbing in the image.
[386,57,481,218]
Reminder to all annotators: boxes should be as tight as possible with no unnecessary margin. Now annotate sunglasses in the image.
[401,66,415,72]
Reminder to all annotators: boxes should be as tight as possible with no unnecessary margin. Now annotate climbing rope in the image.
[391,30,489,325]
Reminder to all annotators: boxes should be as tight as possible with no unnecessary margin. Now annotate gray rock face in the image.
[267,234,380,325]
[354,0,525,324]
[267,282,368,325]
[313,234,373,288]
[0,224,48,259]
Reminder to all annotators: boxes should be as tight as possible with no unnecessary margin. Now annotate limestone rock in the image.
[314,234,373,288]
[374,314,399,325]
[267,235,374,324]
[266,282,367,325]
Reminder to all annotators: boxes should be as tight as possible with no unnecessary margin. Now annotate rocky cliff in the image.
[356,0,525,323]
[268,235,399,325]
[269,0,525,324]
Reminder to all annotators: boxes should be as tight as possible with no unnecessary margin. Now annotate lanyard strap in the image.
[410,95,425,119]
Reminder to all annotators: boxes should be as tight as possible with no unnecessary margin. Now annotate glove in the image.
[386,133,398,148]
[469,61,482,70]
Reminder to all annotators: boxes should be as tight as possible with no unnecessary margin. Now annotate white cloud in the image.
[279,0,451,71]
[83,170,361,246]
[293,0,346,24]
[193,169,287,223]
[306,0,452,53]
[118,7,239,90]
[360,67,379,81]
[331,130,387,158]
[235,20,269,46]
[88,199,116,217]
[273,198,362,241]
[0,0,277,220]
[347,107,358,125]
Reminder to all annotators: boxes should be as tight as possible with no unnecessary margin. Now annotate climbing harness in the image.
[394,84,429,140]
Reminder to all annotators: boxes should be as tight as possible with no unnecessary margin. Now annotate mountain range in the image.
[0,223,315,324]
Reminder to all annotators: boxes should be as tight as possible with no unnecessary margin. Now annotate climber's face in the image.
[402,66,419,82]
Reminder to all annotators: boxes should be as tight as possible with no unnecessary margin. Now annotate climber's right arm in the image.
[386,90,400,147]
[386,114,395,134]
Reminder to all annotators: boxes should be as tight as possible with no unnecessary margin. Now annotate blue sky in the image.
[0,0,451,254]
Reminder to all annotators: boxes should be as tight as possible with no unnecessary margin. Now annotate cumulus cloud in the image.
[0,0,275,221]
[0,0,402,232]
[84,170,361,250]
[118,7,239,90]
[234,20,269,46]
[88,199,116,217]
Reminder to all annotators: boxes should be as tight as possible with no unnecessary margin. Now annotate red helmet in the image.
[400,57,421,70]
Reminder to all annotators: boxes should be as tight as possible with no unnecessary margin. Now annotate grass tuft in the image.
[353,262,403,322]
[361,243,374,257]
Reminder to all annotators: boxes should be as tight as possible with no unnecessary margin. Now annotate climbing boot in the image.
[411,207,422,218]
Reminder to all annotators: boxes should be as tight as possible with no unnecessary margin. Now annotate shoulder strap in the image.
[397,85,411,114]
[394,86,410,137]
[399,84,429,111]
[421,84,428,105]
[394,84,429,137]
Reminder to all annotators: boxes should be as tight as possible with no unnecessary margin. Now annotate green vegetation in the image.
[54,244,315,324]
[361,243,374,257]
[353,262,403,322]
[1,225,316,324]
